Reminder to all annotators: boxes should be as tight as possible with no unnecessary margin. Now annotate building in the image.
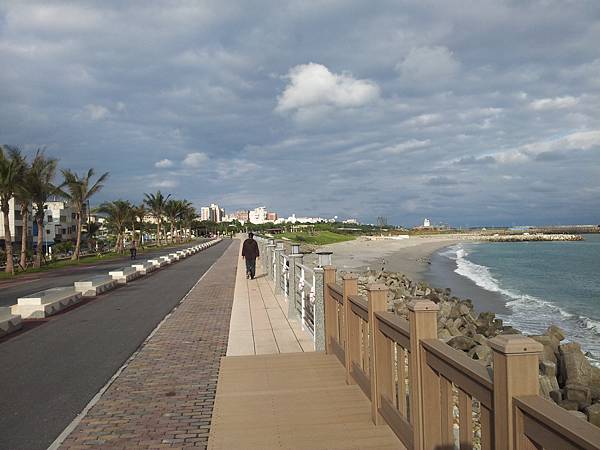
[0,197,33,248]
[249,206,268,224]
[200,207,210,222]
[266,212,277,222]
[342,218,359,225]
[235,210,250,222]
[35,200,77,246]
[423,218,431,227]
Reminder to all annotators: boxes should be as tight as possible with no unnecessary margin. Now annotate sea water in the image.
[438,234,600,363]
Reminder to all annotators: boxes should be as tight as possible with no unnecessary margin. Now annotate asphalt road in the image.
[0,239,232,450]
[0,241,211,307]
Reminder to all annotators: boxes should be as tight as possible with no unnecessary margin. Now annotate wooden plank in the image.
[349,295,369,321]
[352,361,371,399]
[380,394,413,450]
[376,312,410,348]
[328,283,344,304]
[514,396,600,449]
[458,388,473,450]
[424,340,493,409]
[440,375,454,447]
[330,338,346,365]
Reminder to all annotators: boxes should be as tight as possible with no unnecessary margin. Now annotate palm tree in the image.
[60,168,109,260]
[29,150,58,268]
[178,200,195,241]
[164,199,180,244]
[0,146,25,274]
[144,191,170,246]
[13,152,32,270]
[96,200,132,253]
[86,221,101,253]
[132,204,147,248]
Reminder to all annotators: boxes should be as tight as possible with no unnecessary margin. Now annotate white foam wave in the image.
[441,244,600,365]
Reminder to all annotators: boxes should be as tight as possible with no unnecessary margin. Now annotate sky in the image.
[1,0,600,227]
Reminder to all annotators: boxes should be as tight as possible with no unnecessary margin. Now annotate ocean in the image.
[428,234,600,364]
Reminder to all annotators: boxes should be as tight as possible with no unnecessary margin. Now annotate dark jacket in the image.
[242,238,260,260]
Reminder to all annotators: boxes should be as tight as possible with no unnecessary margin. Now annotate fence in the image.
[253,235,600,449]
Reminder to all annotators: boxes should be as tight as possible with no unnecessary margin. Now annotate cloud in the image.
[529,96,579,110]
[182,152,209,168]
[83,104,109,120]
[275,63,379,116]
[151,179,178,188]
[155,159,174,168]
[396,46,460,83]
[380,139,431,155]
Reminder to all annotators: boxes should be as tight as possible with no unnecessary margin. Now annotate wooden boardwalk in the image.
[208,352,403,450]
[227,248,314,356]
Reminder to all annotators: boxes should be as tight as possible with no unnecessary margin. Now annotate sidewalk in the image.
[57,241,239,449]
[226,248,314,356]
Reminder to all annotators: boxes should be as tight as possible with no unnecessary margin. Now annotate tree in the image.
[86,221,101,253]
[144,191,170,246]
[180,202,196,241]
[29,150,58,268]
[164,199,179,244]
[60,168,109,260]
[13,152,32,270]
[0,146,25,274]
[96,200,132,253]
[132,204,147,248]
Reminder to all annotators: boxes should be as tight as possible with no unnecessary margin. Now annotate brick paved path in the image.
[59,240,239,449]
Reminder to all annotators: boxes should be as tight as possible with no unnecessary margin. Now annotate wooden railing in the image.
[320,266,600,450]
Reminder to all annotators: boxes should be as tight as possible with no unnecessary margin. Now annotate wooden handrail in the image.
[515,395,600,449]
[348,295,368,322]
[375,311,410,349]
[421,338,493,408]
[328,283,343,303]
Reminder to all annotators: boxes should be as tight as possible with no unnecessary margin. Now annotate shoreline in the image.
[310,235,510,316]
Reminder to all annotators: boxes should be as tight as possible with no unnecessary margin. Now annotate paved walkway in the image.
[226,249,314,356]
[58,241,239,449]
[208,352,402,450]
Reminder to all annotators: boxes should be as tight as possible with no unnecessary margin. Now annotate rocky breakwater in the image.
[350,270,600,426]
[476,233,583,242]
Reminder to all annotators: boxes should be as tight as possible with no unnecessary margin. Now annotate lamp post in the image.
[316,251,333,267]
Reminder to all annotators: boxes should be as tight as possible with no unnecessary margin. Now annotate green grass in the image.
[0,240,199,280]
[279,230,356,246]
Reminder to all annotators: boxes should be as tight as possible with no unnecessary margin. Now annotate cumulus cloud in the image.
[529,96,579,110]
[155,159,174,168]
[182,152,209,168]
[276,63,379,116]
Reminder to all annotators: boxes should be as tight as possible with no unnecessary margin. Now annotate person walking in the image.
[129,240,137,260]
[242,232,260,279]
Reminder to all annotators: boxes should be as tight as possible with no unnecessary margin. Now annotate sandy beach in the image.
[305,235,510,315]
[305,235,460,280]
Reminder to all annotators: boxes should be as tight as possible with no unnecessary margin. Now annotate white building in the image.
[249,206,268,224]
[200,207,210,222]
[39,200,78,245]
[0,197,33,247]
[423,218,431,227]
[200,204,225,222]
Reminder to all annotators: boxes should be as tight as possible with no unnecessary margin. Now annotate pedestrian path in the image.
[57,241,239,449]
[226,248,314,356]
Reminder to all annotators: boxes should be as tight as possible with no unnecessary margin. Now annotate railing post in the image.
[409,300,439,450]
[287,254,303,319]
[342,274,359,385]
[266,243,276,280]
[489,335,542,450]
[313,267,325,351]
[367,284,389,425]
[274,246,284,294]
[323,266,337,355]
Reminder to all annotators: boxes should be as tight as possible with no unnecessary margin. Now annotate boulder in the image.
[585,403,600,427]
[539,375,560,399]
[559,400,579,411]
[540,361,557,378]
[447,336,477,352]
[549,389,563,404]
[438,328,453,342]
[565,384,591,405]
[547,324,566,343]
[468,345,492,366]
[559,343,592,386]
[530,335,558,365]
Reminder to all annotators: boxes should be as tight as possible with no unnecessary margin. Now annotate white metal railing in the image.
[296,262,316,336]
[281,254,289,296]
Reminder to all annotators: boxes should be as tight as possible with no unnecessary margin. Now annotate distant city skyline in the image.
[1,2,599,226]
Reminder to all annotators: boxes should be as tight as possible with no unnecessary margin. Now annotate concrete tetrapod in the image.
[12,287,83,318]
[74,275,118,297]
[108,267,141,284]
[0,307,23,337]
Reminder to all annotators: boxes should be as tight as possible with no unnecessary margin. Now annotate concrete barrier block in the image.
[74,275,117,297]
[131,261,155,274]
[12,287,83,318]
[109,267,140,284]
[0,307,23,337]
[147,258,165,268]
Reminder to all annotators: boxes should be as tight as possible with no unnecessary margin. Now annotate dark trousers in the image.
[245,258,256,278]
